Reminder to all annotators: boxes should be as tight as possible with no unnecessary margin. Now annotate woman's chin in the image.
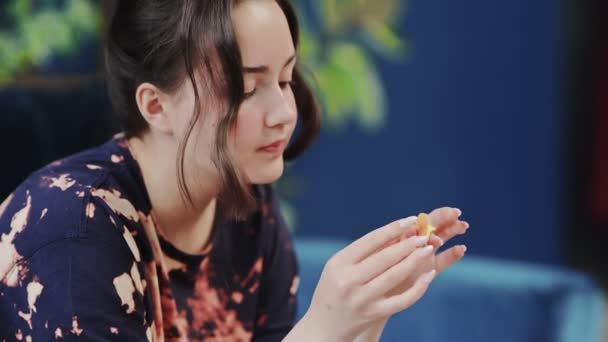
[247,157,284,184]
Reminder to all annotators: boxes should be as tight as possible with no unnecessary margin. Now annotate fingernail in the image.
[420,269,436,283]
[454,208,462,217]
[462,245,468,253]
[463,221,470,229]
[437,237,445,246]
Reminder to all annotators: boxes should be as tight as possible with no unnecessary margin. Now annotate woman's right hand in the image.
[285,216,436,342]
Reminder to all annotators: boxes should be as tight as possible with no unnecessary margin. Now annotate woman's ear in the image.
[135,82,174,134]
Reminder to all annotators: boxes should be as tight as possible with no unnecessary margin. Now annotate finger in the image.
[361,245,435,300]
[373,230,413,257]
[335,216,417,264]
[428,207,460,229]
[370,269,436,317]
[353,234,430,284]
[398,208,460,243]
[434,220,469,243]
[428,234,444,249]
[399,225,420,240]
[369,225,428,261]
[435,245,467,273]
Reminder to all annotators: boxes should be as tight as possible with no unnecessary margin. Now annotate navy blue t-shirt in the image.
[0,135,299,341]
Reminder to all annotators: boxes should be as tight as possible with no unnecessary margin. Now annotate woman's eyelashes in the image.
[243,80,294,99]
[279,80,295,89]
[244,88,256,98]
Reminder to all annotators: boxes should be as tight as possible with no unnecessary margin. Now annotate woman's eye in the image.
[245,80,294,98]
[244,88,257,98]
[279,80,295,89]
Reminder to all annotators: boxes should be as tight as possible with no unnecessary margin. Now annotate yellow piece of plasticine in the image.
[416,213,436,239]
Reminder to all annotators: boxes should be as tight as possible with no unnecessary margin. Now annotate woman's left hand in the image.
[351,207,470,342]
[385,207,469,297]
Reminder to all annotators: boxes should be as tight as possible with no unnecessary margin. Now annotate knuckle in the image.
[335,275,353,293]
[348,292,366,312]
[361,306,380,321]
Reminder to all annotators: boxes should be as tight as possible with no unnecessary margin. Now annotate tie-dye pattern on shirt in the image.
[0,135,299,341]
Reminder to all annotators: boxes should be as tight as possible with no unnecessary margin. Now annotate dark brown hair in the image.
[104,0,320,220]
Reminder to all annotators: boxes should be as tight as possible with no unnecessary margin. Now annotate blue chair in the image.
[294,238,604,342]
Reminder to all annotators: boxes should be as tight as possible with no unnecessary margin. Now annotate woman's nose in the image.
[264,89,296,128]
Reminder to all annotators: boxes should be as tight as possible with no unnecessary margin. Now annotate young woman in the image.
[0,0,469,341]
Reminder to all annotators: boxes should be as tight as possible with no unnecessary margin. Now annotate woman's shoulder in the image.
[0,136,147,281]
[34,134,136,185]
[5,135,135,196]
[1,135,142,216]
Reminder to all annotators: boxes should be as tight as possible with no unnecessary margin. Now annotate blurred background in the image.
[1,0,607,341]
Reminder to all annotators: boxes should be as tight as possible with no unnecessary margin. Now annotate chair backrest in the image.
[0,80,117,199]
[294,238,605,342]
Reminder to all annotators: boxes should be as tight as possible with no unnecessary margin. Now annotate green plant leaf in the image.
[7,0,31,18]
[21,17,52,64]
[317,0,340,32]
[359,0,403,25]
[65,0,100,37]
[299,24,320,65]
[0,33,21,81]
[310,43,387,131]
[316,60,356,128]
[362,20,407,59]
[0,0,100,83]
[354,65,386,133]
[37,11,75,53]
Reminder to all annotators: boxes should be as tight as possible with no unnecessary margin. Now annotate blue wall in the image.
[292,0,565,265]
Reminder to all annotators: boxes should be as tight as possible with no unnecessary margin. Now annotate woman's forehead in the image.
[232,0,295,68]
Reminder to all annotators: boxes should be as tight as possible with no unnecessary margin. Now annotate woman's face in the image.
[167,0,297,189]
[231,0,298,184]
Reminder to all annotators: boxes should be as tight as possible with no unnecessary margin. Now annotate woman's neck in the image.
[128,134,218,255]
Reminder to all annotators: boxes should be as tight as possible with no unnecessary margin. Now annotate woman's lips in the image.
[258,139,286,155]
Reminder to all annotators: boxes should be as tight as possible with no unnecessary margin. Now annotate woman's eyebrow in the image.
[243,54,296,74]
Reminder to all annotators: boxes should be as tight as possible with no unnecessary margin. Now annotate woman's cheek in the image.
[232,107,260,155]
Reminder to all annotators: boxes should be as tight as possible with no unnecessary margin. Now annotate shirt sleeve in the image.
[252,186,299,342]
[0,194,151,341]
